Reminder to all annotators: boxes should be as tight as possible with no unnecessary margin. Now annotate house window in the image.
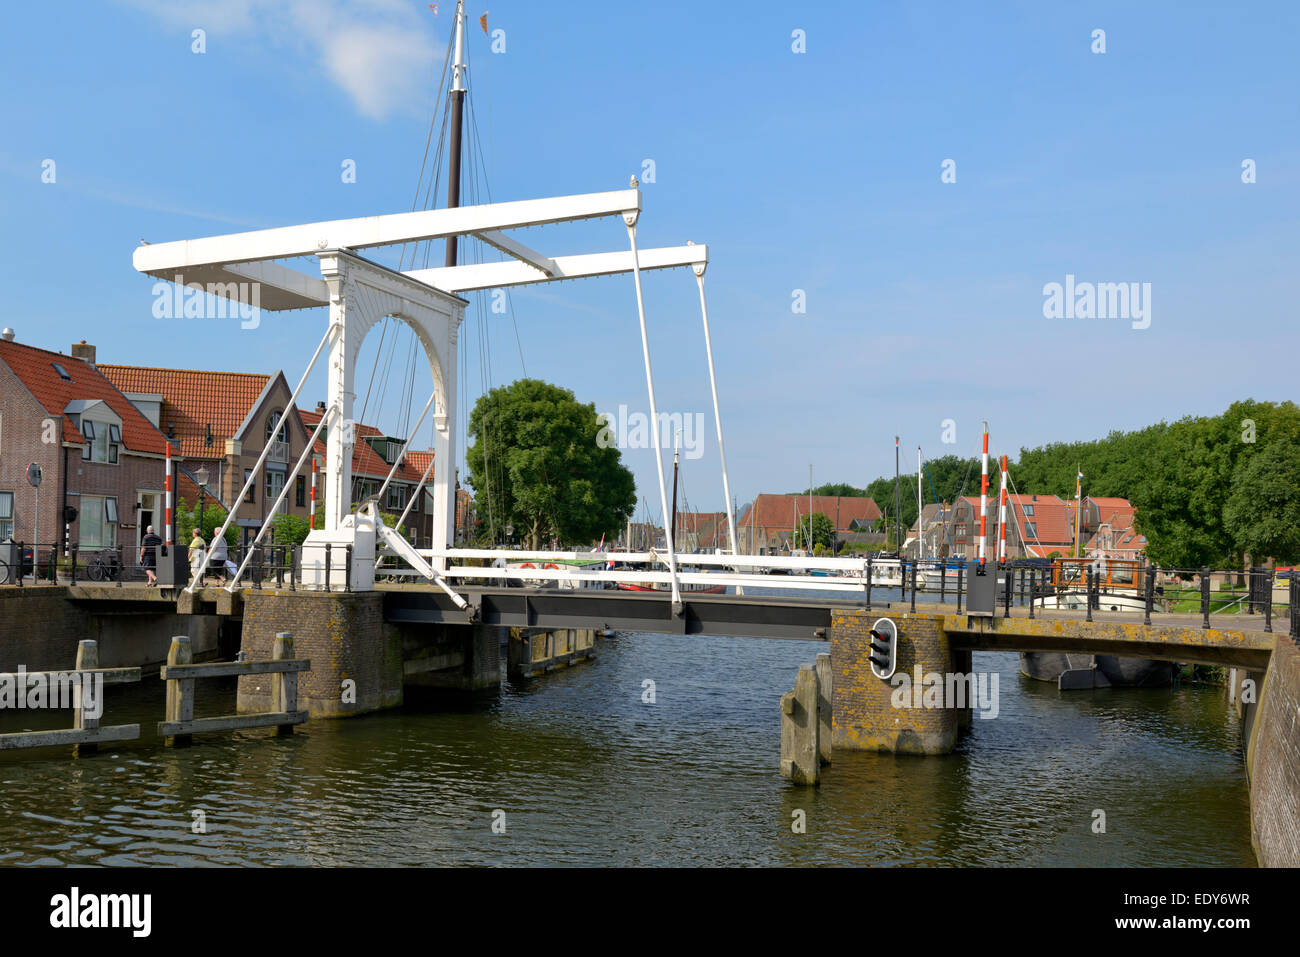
[244,469,255,503]
[266,468,287,511]
[955,522,967,538]
[266,411,287,443]
[79,495,117,549]
[386,485,405,509]
[266,411,289,461]
[1022,504,1034,516]
[295,475,306,507]
[0,491,13,539]
[1024,522,1037,538]
[79,419,120,464]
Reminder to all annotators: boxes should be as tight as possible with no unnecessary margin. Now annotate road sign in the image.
[869,617,898,680]
[26,463,42,487]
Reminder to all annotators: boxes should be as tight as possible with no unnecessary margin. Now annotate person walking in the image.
[188,528,207,586]
[139,525,162,586]
[208,530,235,582]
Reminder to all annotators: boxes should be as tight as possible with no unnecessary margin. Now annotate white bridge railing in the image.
[375,546,909,595]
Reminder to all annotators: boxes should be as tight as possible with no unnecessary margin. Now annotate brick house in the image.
[0,332,171,557]
[297,405,437,546]
[671,511,730,553]
[99,358,316,548]
[736,494,882,554]
[1084,498,1145,562]
[938,494,1077,559]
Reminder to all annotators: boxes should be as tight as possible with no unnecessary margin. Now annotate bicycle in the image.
[86,550,120,582]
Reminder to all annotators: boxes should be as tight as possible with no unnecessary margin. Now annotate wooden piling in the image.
[73,639,99,757]
[271,633,298,736]
[815,652,832,767]
[164,636,194,748]
[780,665,820,786]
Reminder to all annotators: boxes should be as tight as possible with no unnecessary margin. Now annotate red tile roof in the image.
[739,494,881,532]
[673,511,730,549]
[99,364,274,458]
[961,494,1076,546]
[1087,496,1132,510]
[0,339,169,454]
[406,450,436,480]
[298,408,424,482]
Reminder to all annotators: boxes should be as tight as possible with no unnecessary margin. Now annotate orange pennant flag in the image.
[480,12,489,35]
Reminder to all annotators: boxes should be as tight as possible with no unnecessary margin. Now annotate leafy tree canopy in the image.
[466,378,636,549]
[793,512,834,550]
[807,400,1300,569]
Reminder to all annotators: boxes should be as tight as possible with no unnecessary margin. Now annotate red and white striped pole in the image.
[309,457,318,530]
[164,441,173,547]
[998,454,1009,563]
[978,422,989,566]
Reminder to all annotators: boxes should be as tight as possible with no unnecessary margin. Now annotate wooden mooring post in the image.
[159,633,310,745]
[0,640,141,755]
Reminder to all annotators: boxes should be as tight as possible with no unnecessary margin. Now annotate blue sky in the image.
[2,1,1297,521]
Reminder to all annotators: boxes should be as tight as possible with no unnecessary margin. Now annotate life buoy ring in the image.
[543,562,559,570]
[519,562,536,569]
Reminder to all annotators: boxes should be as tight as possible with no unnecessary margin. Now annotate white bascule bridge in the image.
[134,184,758,609]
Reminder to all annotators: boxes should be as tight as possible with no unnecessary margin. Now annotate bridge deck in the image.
[29,582,1279,668]
[381,586,1279,667]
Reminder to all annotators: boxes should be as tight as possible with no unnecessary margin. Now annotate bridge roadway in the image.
[378,584,1279,669]
[49,582,1278,669]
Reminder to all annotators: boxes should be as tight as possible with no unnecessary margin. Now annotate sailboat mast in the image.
[1075,463,1083,558]
[445,0,468,268]
[894,436,900,554]
[917,446,923,559]
[670,449,679,553]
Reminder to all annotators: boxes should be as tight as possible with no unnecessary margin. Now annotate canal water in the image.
[0,619,1254,866]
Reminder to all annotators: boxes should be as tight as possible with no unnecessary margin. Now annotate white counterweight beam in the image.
[407,244,708,293]
[133,189,641,274]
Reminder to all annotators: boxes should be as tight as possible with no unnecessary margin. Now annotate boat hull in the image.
[616,583,726,594]
[1020,652,1178,687]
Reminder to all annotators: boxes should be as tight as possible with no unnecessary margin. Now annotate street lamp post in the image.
[194,465,210,536]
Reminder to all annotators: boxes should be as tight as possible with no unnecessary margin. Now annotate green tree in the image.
[1223,440,1300,564]
[271,512,311,548]
[176,497,236,547]
[466,379,636,549]
[794,512,833,550]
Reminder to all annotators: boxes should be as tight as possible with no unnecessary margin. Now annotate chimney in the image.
[71,339,96,366]
[1,328,14,342]
[315,400,326,414]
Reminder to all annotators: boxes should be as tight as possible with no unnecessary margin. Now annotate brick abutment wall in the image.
[0,588,222,671]
[1245,637,1300,867]
[829,610,959,755]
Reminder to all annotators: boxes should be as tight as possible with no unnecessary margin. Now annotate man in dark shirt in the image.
[139,525,162,586]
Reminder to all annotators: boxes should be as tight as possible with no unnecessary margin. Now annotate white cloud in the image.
[119,0,441,120]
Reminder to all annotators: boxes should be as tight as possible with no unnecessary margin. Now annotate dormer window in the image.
[80,418,120,464]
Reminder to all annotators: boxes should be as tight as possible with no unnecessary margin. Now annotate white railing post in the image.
[188,325,332,592]
[225,406,336,592]
[625,211,681,611]
[693,268,738,558]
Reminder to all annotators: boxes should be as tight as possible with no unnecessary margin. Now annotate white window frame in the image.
[79,494,116,550]
[0,491,13,540]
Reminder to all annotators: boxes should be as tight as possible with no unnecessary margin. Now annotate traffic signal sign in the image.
[868,617,898,680]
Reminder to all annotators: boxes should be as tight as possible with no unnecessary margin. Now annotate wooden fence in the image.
[0,640,141,755]
[158,633,310,747]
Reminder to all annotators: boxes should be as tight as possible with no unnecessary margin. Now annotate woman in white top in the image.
[188,528,206,585]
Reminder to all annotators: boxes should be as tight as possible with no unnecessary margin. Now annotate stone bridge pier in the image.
[829,610,968,755]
